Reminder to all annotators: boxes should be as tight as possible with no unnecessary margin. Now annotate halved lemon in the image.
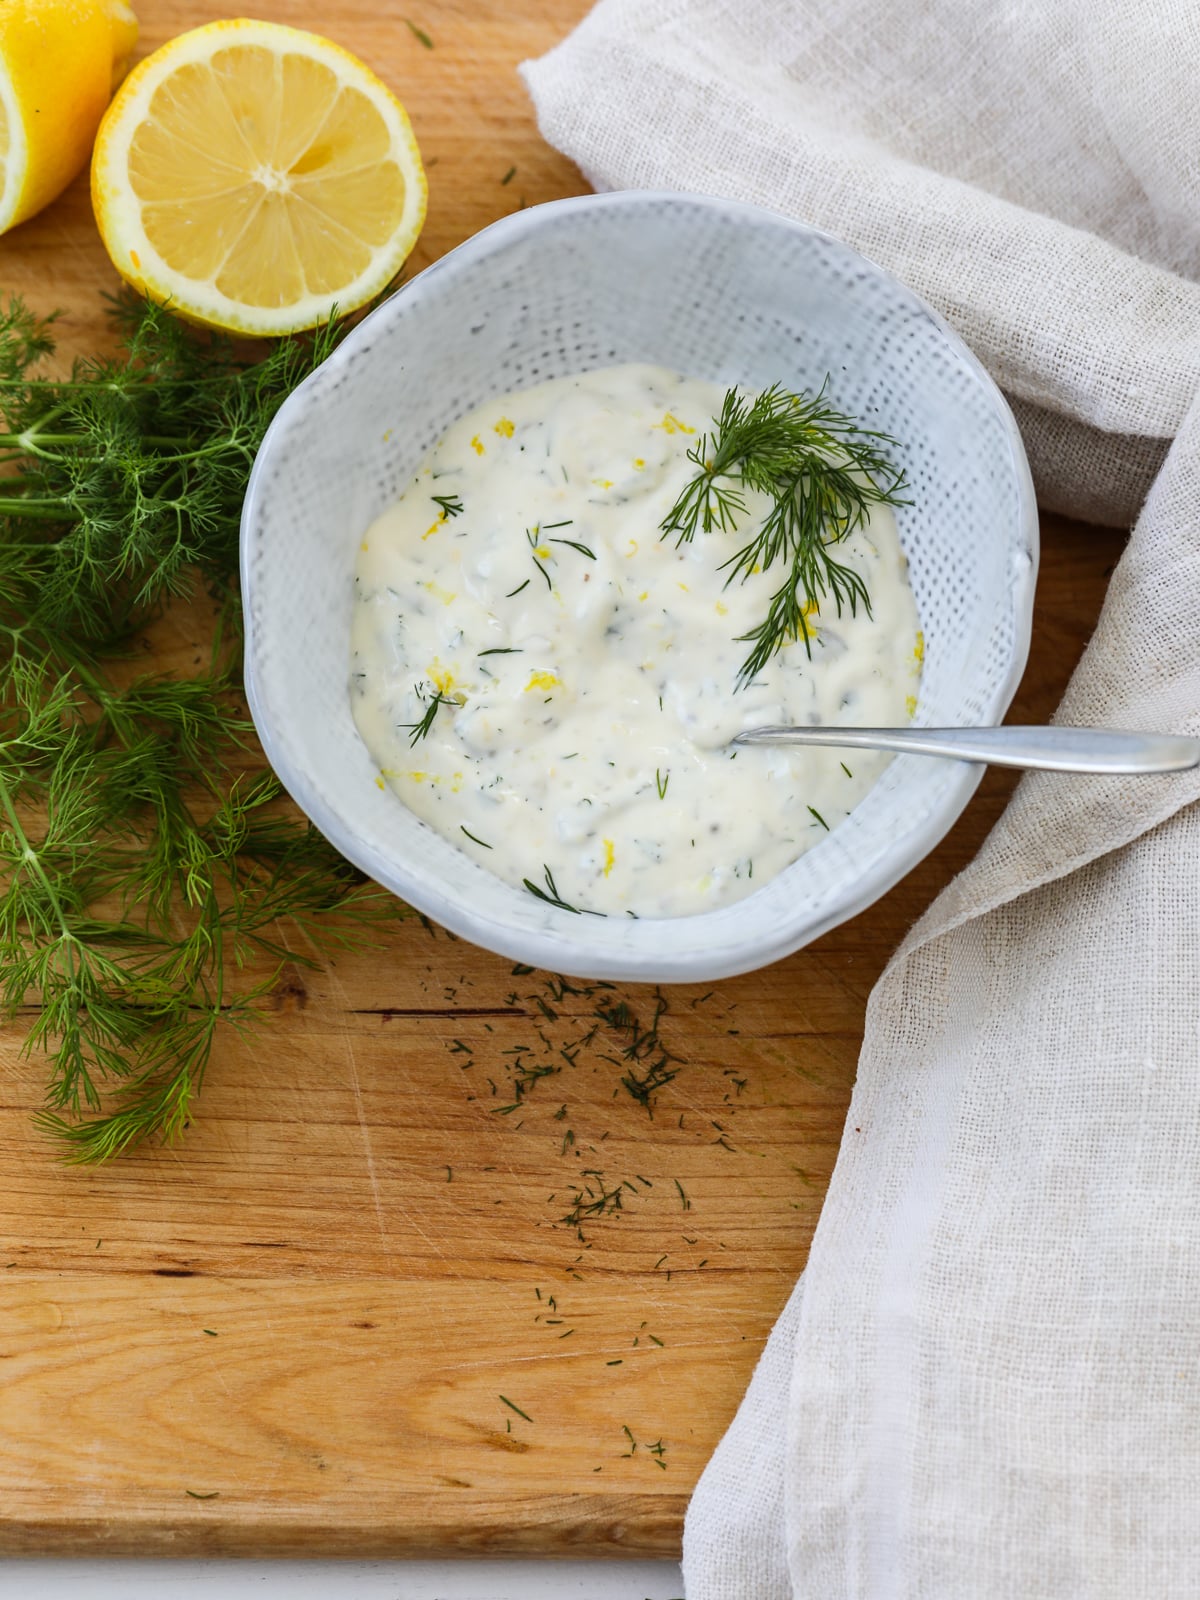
[0,0,138,235]
[91,18,427,335]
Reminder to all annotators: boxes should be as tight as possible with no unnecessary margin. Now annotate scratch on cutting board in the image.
[340,990,450,1263]
[346,1047,390,1252]
[286,921,452,1268]
[273,921,392,1253]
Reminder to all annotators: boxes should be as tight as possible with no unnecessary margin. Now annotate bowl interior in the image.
[242,192,1036,980]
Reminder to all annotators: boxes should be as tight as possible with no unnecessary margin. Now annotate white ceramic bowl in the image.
[241,190,1037,982]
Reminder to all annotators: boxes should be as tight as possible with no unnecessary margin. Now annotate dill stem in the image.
[0,432,86,448]
[0,499,68,518]
[0,373,251,392]
[0,435,219,464]
[0,766,79,983]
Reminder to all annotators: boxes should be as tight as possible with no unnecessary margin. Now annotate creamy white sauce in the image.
[350,365,922,917]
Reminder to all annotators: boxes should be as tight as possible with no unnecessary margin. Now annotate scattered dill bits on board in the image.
[0,294,400,1161]
[404,17,434,48]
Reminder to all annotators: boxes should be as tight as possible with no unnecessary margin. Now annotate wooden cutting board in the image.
[0,0,1126,1559]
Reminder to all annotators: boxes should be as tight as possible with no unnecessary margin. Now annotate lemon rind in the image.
[0,58,28,233]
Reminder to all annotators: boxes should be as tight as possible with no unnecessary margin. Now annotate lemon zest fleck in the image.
[655,411,695,435]
[374,775,385,790]
[914,629,925,664]
[591,478,614,489]
[602,839,615,877]
[715,600,728,616]
[494,417,515,437]
[625,539,638,557]
[633,457,645,470]
[470,434,485,455]
[525,670,560,692]
[423,580,456,605]
[905,695,918,718]
[428,660,456,695]
[638,590,649,602]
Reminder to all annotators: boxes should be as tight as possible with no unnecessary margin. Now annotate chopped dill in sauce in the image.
[350,365,921,916]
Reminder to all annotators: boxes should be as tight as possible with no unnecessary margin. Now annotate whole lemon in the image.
[0,0,138,235]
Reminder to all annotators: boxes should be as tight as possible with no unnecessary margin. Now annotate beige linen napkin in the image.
[522,4,1200,1595]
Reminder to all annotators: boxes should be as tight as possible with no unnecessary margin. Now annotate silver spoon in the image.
[732,724,1200,774]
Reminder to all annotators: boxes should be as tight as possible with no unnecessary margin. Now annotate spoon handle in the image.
[732,724,1200,774]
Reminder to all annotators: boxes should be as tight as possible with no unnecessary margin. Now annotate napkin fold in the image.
[523,5,1200,1594]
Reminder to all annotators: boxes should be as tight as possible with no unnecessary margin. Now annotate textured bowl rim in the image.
[241,188,1039,982]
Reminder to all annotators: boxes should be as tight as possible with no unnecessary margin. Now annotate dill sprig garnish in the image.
[431,492,463,518]
[0,293,400,1161]
[660,382,907,683]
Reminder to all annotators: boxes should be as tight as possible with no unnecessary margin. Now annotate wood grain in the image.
[0,0,1127,1558]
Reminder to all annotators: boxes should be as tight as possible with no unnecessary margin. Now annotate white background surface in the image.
[0,1561,685,1597]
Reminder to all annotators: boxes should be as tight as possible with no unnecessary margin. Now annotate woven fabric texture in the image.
[522,4,1200,1594]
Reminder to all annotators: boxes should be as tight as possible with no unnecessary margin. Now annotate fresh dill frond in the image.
[659,382,908,683]
[431,492,463,518]
[0,291,400,1161]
